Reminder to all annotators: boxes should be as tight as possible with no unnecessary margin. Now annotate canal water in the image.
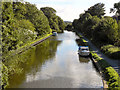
[8,31,103,88]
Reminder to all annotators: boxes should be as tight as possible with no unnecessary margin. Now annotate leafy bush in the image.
[91,52,120,88]
[101,45,120,59]
[91,52,101,60]
[104,67,120,89]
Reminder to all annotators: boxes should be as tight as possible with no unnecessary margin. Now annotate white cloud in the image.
[36,4,82,21]
[31,0,120,21]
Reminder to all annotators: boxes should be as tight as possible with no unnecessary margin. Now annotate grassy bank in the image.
[91,40,120,60]
[2,47,36,88]
[75,29,120,60]
[3,33,52,60]
[101,45,120,60]
[91,52,120,89]
[76,32,120,89]
[2,33,52,89]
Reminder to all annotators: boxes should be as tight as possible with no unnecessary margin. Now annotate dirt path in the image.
[78,32,120,76]
[31,35,52,46]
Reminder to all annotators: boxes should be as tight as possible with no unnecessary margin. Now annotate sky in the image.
[25,0,119,22]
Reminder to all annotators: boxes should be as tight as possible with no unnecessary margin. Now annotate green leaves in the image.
[95,17,118,43]
[110,1,120,16]
[86,3,105,18]
[41,7,65,32]
[2,1,53,55]
[18,19,35,32]
[25,3,50,36]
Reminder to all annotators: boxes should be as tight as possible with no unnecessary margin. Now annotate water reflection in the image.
[6,37,61,88]
[76,38,90,63]
[78,55,90,63]
[6,31,103,88]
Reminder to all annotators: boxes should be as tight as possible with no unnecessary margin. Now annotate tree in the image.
[72,19,79,30]
[110,2,120,16]
[83,16,101,38]
[25,3,51,36]
[41,7,65,32]
[65,24,73,31]
[93,17,118,43]
[2,2,36,54]
[2,1,51,55]
[57,16,65,31]
[115,21,120,46]
[2,2,15,53]
[86,3,105,17]
[41,7,56,18]
[78,13,92,33]
[13,2,26,19]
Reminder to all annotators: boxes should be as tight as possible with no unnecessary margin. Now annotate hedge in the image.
[91,52,120,89]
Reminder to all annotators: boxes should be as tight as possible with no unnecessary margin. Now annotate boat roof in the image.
[79,46,89,49]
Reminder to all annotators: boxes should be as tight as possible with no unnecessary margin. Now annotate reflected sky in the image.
[19,31,103,88]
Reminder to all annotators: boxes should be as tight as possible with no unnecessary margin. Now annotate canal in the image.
[8,31,103,88]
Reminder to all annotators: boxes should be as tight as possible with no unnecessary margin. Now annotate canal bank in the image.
[3,33,52,60]
[2,33,52,89]
[2,31,103,88]
[75,31,120,89]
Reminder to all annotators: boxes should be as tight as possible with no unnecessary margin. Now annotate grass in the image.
[3,33,52,60]
[91,52,120,89]
[101,45,120,59]
[82,39,88,43]
[76,30,120,89]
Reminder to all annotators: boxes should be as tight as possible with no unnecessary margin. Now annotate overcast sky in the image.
[25,0,119,22]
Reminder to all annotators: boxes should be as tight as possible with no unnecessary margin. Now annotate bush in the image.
[91,52,102,60]
[101,44,120,59]
[91,52,120,88]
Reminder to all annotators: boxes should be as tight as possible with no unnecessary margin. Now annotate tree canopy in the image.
[41,7,65,32]
[2,1,65,56]
[85,3,105,17]
[110,1,120,16]
[72,2,119,46]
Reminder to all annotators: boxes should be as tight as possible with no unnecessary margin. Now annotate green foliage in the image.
[73,2,120,88]
[73,7,119,46]
[118,21,120,39]
[18,19,35,32]
[115,21,120,46]
[104,67,120,89]
[83,16,101,38]
[41,7,65,32]
[101,45,120,59]
[110,1,120,16]
[3,34,60,88]
[25,2,51,36]
[2,2,17,53]
[2,1,64,89]
[65,24,73,31]
[2,63,9,88]
[85,3,105,17]
[94,17,118,43]
[41,7,56,18]
[2,1,54,55]
[91,52,102,60]
[57,16,65,31]
[13,2,26,19]
[72,19,79,30]
[72,2,120,46]
[91,52,120,88]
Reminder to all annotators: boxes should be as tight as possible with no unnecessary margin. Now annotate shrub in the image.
[91,52,120,88]
[101,44,120,59]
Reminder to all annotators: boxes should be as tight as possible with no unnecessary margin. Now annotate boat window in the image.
[81,49,88,51]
